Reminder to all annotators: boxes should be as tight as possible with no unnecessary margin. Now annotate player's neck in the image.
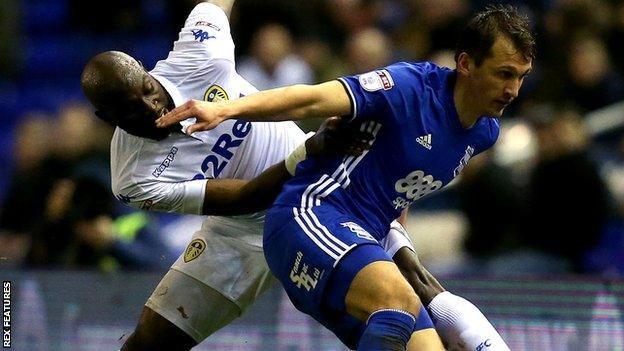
[453,81,480,129]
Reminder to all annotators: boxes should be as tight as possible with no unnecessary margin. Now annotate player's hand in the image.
[155,99,226,133]
[306,117,374,157]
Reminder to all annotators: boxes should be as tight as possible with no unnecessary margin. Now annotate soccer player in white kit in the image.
[81,1,511,350]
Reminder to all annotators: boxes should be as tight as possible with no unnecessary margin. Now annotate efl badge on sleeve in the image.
[184,239,206,262]
[358,69,394,92]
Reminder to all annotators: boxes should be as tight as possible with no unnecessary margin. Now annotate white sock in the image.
[427,291,510,351]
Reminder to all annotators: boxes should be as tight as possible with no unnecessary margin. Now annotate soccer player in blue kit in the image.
[158,5,535,350]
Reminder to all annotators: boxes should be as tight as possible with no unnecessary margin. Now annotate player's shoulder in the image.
[110,128,168,169]
[383,61,453,91]
[475,117,501,149]
[486,117,501,139]
[111,127,143,149]
[110,129,180,197]
[385,61,448,77]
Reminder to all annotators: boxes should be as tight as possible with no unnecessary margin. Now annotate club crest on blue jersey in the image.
[204,85,229,102]
[358,69,394,92]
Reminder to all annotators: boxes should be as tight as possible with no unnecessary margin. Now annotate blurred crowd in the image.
[1,0,623,275]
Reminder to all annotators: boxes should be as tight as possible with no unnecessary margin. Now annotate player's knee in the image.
[121,324,163,351]
[384,285,422,317]
[121,307,196,351]
[347,262,420,318]
[122,325,194,351]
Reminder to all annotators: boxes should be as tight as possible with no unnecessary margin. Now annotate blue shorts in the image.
[264,204,393,348]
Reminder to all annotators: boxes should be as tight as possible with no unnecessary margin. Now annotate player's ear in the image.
[456,52,471,76]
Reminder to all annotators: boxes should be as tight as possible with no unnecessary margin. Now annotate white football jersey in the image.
[110,2,305,215]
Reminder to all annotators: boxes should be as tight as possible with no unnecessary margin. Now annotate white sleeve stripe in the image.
[337,78,357,122]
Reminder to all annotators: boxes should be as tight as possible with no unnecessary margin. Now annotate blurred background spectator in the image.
[521,105,611,273]
[1,0,624,276]
[238,23,314,90]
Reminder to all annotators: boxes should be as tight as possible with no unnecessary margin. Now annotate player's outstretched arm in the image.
[201,162,289,215]
[156,81,351,134]
[201,117,372,215]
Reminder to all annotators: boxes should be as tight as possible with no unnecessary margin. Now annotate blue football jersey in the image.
[273,62,500,239]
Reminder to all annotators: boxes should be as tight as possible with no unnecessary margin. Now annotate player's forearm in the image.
[397,208,409,226]
[202,161,290,215]
[156,82,351,131]
[222,81,351,122]
[393,247,445,305]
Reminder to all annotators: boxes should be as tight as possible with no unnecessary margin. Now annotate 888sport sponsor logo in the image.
[392,170,442,210]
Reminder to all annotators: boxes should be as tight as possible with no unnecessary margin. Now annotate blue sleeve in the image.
[337,64,424,124]
[484,118,500,151]
[474,118,501,155]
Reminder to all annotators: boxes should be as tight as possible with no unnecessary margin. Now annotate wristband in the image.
[285,132,315,176]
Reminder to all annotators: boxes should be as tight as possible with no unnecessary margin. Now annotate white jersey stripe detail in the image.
[293,209,340,260]
[333,121,374,184]
[345,123,381,176]
[366,122,375,133]
[331,163,349,184]
[304,209,352,251]
[360,122,368,132]
[333,162,350,185]
[301,208,358,266]
[315,182,341,206]
[340,121,381,188]
[298,120,381,210]
[300,174,329,209]
[306,177,335,209]
[333,244,358,267]
[299,211,347,255]
[293,207,351,257]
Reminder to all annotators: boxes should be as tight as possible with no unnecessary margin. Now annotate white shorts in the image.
[146,215,415,343]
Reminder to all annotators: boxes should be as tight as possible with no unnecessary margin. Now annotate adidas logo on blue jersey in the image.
[416,134,432,150]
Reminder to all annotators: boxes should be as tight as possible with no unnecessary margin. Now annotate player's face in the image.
[99,70,175,140]
[468,35,532,117]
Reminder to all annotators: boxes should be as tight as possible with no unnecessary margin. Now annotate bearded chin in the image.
[151,128,172,141]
